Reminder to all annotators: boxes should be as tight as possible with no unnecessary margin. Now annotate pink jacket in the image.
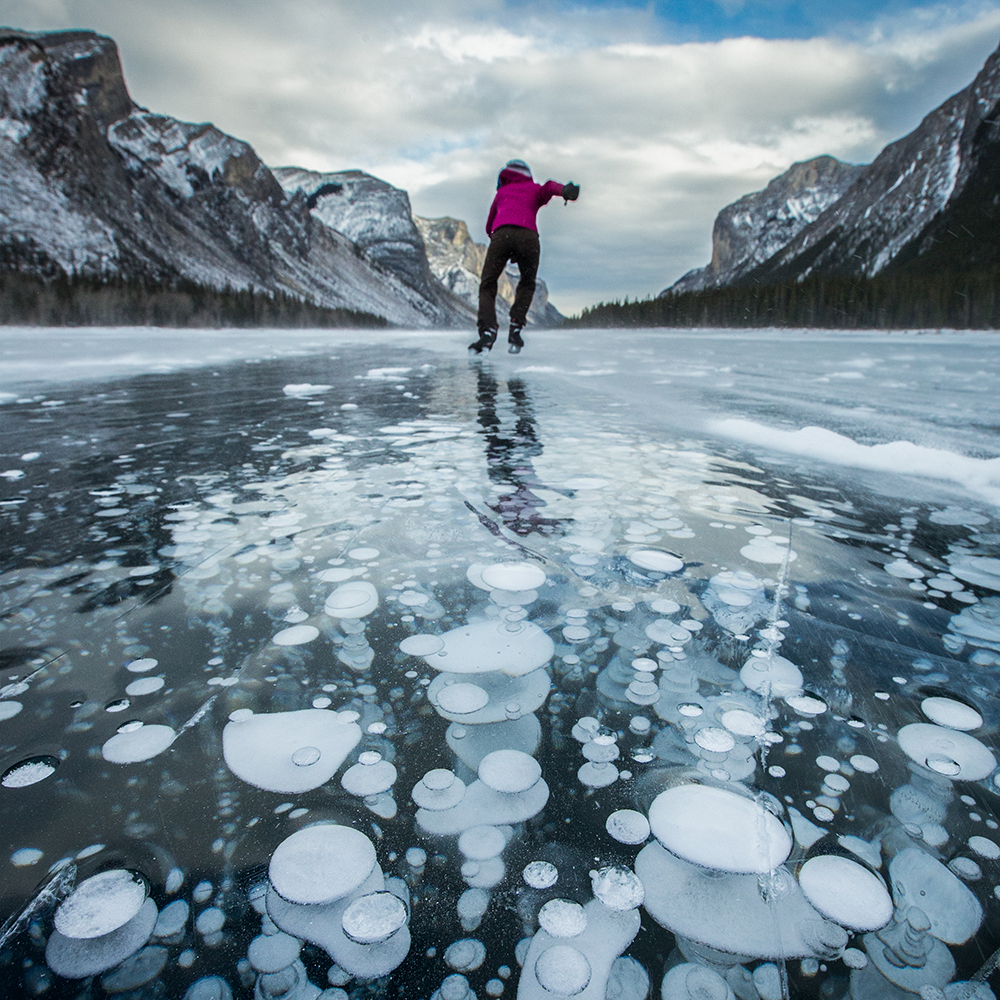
[486,169,566,235]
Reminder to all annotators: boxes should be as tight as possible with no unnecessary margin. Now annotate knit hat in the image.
[504,159,532,178]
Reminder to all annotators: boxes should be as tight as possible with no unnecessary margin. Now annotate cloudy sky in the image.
[8,0,1000,313]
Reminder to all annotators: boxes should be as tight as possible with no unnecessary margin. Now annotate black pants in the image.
[478,225,540,332]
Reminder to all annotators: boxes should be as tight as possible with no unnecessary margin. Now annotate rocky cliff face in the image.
[414,215,564,327]
[0,29,470,326]
[743,42,1000,285]
[666,156,864,294]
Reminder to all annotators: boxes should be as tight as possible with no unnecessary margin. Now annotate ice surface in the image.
[6,329,1000,995]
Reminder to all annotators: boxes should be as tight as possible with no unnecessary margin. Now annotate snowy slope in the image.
[746,41,1000,284]
[414,215,564,327]
[0,28,469,326]
[666,157,864,294]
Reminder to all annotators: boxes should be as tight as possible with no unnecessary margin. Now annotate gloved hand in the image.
[562,182,580,201]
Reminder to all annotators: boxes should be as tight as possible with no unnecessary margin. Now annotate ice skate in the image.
[508,325,524,354]
[468,328,497,354]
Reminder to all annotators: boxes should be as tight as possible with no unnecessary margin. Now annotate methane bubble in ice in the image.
[796,856,892,931]
[628,550,683,573]
[341,891,408,944]
[102,724,176,763]
[897,723,996,780]
[785,694,827,716]
[55,870,148,938]
[46,898,158,980]
[661,964,733,1000]
[648,785,792,873]
[885,559,924,579]
[400,634,445,656]
[125,677,164,696]
[341,753,397,796]
[459,826,506,860]
[412,769,466,810]
[523,861,559,889]
[538,899,588,938]
[740,653,803,698]
[606,810,650,845]
[479,750,541,793]
[272,625,319,646]
[695,728,736,752]
[850,755,879,773]
[0,701,22,721]
[920,697,983,731]
[125,658,158,673]
[269,825,376,905]
[437,683,490,715]
[590,866,644,910]
[969,837,1000,860]
[421,621,554,677]
[889,847,983,943]
[223,708,361,793]
[445,939,487,972]
[480,562,546,591]
[325,581,378,618]
[535,945,592,995]
[248,932,301,972]
[2,755,59,788]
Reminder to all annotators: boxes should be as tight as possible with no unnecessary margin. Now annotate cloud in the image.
[6,0,1000,313]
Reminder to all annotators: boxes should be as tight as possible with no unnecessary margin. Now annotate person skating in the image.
[469,159,579,355]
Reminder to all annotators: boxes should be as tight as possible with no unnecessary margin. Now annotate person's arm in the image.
[537,180,566,206]
[486,194,499,235]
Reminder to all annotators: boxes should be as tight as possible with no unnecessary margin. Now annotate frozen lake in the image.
[2,326,1000,1000]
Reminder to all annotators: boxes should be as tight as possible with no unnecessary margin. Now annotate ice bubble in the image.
[348,547,380,560]
[283,383,332,397]
[55,870,148,939]
[11,847,43,866]
[796,856,892,931]
[341,755,397,796]
[816,756,840,772]
[0,700,22,721]
[590,866,644,910]
[445,938,487,971]
[195,907,225,934]
[969,836,1000,859]
[248,932,301,973]
[102,724,176,763]
[842,948,868,970]
[949,555,1000,590]
[885,559,924,579]
[46,897,158,980]
[2,755,59,788]
[538,899,588,938]
[661,964,733,1000]
[534,945,592,995]
[459,826,507,861]
[420,620,554,677]
[153,900,189,938]
[890,847,983,944]
[269,825,376,905]
[406,848,427,868]
[606,810,650,845]
[481,562,547,591]
[457,887,490,926]
[342,891,408,944]
[650,599,681,614]
[784,694,827,716]
[629,550,683,573]
[695,728,736,753]
[125,658,158,673]
[921,697,983,731]
[437,683,491,715]
[400,634,445,656]
[897,723,996,780]
[740,653,802,698]
[412,769,466,810]
[479,750,541,794]
[720,710,766,738]
[319,567,356,583]
[223,708,360,793]
[273,625,319,646]
[949,857,982,881]
[125,676,164,696]
[523,861,559,889]
[325,581,379,618]
[740,537,796,565]
[648,785,792,873]
[578,761,618,788]
[850,755,879,773]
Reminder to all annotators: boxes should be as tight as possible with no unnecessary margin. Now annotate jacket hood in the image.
[497,166,533,188]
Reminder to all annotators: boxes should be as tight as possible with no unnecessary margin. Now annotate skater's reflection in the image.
[475,369,559,537]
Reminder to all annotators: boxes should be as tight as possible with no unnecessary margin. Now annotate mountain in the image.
[0,28,470,326]
[414,215,564,327]
[273,168,473,323]
[738,42,1000,286]
[665,156,864,294]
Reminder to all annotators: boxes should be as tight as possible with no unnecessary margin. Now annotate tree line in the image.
[0,271,388,328]
[567,266,1000,330]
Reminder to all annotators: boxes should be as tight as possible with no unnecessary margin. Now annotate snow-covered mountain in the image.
[665,156,864,294]
[0,28,470,326]
[414,215,564,327]
[740,42,1000,286]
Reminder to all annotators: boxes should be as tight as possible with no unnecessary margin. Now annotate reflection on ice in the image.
[3,337,1000,998]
